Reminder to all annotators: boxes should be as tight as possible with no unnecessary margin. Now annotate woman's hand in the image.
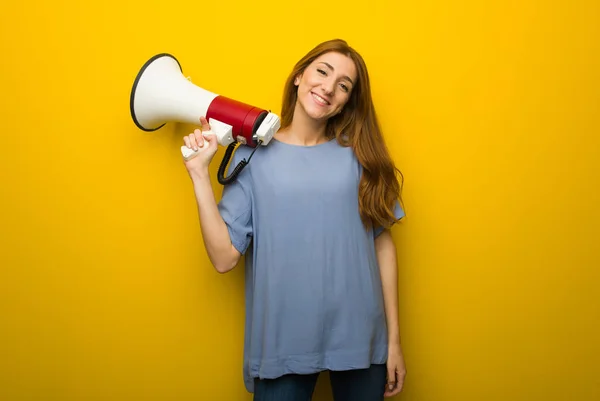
[183,117,219,178]
[384,342,406,397]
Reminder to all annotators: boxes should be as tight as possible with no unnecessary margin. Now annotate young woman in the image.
[182,39,406,401]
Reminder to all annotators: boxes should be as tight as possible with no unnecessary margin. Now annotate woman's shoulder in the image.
[226,137,361,181]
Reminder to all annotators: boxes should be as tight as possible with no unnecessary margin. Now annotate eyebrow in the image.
[318,62,354,85]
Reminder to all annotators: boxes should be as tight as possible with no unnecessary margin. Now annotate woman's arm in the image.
[375,229,401,345]
[183,120,242,274]
[189,169,242,274]
[375,228,406,396]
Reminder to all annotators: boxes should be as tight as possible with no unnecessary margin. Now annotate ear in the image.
[294,74,301,86]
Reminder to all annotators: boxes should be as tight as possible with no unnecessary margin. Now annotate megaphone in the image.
[129,53,280,184]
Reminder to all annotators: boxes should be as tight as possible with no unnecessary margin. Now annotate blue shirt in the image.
[217,137,404,392]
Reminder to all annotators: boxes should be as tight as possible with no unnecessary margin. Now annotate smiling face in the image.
[293,51,358,122]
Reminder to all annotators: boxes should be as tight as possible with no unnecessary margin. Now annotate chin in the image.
[307,110,333,122]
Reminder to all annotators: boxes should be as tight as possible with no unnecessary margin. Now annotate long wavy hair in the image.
[280,39,404,229]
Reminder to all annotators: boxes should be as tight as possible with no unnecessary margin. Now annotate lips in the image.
[311,92,330,106]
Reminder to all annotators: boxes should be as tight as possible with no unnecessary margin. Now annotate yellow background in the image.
[1,0,599,400]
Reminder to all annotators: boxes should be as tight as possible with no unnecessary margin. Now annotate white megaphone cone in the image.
[129,53,280,183]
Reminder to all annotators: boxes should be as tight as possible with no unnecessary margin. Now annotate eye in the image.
[317,68,327,75]
[340,83,349,92]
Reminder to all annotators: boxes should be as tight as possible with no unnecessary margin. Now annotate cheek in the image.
[299,79,314,93]
[335,92,351,107]
[303,74,323,88]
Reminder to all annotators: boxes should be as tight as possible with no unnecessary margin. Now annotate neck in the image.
[277,103,329,146]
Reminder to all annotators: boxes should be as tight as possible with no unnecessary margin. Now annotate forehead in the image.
[311,52,357,81]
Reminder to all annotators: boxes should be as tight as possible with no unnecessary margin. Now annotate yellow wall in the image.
[1,0,598,400]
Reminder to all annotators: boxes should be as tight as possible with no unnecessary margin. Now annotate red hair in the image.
[280,39,404,229]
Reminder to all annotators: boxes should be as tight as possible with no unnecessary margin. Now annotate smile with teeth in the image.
[311,92,330,106]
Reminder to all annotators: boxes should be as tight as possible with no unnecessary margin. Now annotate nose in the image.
[321,78,335,95]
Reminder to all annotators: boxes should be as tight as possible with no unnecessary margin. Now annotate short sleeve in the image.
[373,199,405,238]
[217,147,254,254]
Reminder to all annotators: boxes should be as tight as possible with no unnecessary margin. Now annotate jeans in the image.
[253,364,387,401]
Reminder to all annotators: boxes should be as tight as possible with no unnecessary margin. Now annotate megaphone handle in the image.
[181,145,201,161]
[181,129,212,160]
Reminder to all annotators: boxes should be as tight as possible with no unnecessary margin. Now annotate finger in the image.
[188,133,198,151]
[387,368,396,392]
[199,116,211,131]
[193,129,205,148]
[386,373,404,397]
[183,136,190,148]
[204,131,215,140]
[385,387,402,397]
[384,384,401,398]
[202,131,217,147]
